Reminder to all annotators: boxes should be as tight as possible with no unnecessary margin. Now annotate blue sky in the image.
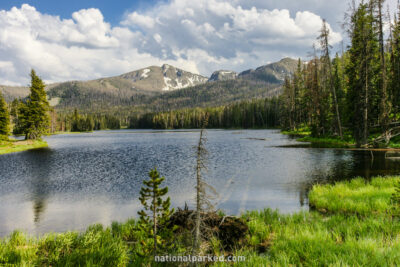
[0,0,397,85]
[0,0,164,25]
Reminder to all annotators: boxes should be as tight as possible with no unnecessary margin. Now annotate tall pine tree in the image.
[20,70,50,140]
[346,2,379,147]
[319,19,343,138]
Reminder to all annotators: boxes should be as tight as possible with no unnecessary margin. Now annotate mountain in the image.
[1,86,30,102]
[209,70,238,81]
[0,58,298,112]
[118,64,208,92]
[239,58,298,83]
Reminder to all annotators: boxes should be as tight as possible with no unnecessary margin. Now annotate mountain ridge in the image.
[0,58,298,110]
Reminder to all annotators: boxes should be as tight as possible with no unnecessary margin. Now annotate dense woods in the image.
[128,98,282,129]
[57,110,121,132]
[281,0,400,147]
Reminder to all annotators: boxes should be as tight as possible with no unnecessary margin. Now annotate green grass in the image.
[281,127,357,148]
[1,177,399,266]
[281,127,311,136]
[215,177,400,266]
[214,209,400,266]
[0,139,48,155]
[297,136,355,148]
[309,177,398,215]
[0,225,129,266]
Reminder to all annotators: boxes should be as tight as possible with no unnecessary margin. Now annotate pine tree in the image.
[346,2,379,147]
[21,70,50,140]
[390,5,400,115]
[283,75,295,130]
[0,91,10,139]
[138,168,174,256]
[319,19,343,138]
[372,0,391,142]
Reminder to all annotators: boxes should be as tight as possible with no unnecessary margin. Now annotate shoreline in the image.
[0,139,48,155]
[0,176,398,265]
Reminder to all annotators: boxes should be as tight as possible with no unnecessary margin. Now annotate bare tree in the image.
[193,113,217,257]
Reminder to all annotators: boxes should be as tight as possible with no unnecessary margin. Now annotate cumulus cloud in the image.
[121,0,342,75]
[0,1,342,85]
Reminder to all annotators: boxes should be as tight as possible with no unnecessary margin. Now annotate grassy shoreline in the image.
[0,139,48,155]
[282,129,400,149]
[0,176,399,266]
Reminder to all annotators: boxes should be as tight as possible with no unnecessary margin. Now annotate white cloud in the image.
[122,12,155,29]
[0,1,343,85]
[121,0,342,75]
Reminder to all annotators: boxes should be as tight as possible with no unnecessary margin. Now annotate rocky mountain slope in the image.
[118,64,208,92]
[209,70,238,81]
[239,58,299,83]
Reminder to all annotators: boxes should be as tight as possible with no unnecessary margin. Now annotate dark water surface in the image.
[0,129,399,236]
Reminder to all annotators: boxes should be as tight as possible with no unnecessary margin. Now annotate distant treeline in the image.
[56,109,121,132]
[128,98,282,129]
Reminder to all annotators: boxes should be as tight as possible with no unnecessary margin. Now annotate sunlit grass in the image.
[309,177,398,215]
[214,207,400,266]
[297,136,355,148]
[0,139,48,155]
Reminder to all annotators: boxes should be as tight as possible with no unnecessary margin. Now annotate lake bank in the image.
[0,139,48,155]
[1,176,398,266]
[282,129,400,149]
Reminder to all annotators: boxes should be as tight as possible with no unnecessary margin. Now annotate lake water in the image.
[1,129,399,236]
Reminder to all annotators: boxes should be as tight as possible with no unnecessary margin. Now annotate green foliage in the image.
[70,109,94,132]
[18,70,51,140]
[346,2,380,146]
[137,168,175,256]
[57,110,121,132]
[279,1,400,148]
[0,91,10,139]
[10,99,24,135]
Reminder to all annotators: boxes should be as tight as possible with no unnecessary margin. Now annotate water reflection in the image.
[27,148,52,224]
[0,130,399,236]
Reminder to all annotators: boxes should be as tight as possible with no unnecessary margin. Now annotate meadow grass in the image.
[281,127,311,136]
[281,127,357,148]
[0,139,48,155]
[309,177,398,215]
[215,209,400,266]
[1,177,399,266]
[296,136,355,148]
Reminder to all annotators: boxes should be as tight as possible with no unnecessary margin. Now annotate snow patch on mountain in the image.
[141,69,150,79]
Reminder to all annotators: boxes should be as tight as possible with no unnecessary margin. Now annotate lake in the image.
[0,129,399,236]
